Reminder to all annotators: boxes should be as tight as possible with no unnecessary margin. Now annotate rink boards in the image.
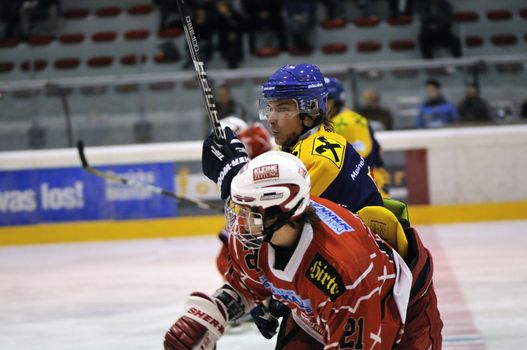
[1,125,527,245]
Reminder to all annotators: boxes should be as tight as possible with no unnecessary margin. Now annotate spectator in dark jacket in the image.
[521,100,527,119]
[417,0,461,59]
[284,0,317,52]
[216,83,247,121]
[416,79,458,128]
[0,0,24,39]
[203,83,248,137]
[242,0,287,53]
[457,84,491,123]
[215,0,245,69]
[357,88,394,130]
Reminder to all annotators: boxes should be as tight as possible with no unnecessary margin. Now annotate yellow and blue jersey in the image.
[332,107,384,168]
[288,125,382,213]
[331,108,390,197]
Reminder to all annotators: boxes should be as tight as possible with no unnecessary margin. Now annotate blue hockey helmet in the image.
[259,64,328,120]
[324,77,345,105]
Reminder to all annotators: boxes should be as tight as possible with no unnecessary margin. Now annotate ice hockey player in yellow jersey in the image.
[325,76,390,197]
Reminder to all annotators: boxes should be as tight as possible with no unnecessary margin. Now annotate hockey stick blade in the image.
[176,0,225,141]
[76,140,223,212]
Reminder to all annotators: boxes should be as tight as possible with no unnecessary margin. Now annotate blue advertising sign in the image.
[0,163,176,226]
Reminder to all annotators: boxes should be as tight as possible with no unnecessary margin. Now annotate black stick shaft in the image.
[176,0,225,141]
[77,141,223,212]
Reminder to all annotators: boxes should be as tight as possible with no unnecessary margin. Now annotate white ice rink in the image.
[1,220,527,350]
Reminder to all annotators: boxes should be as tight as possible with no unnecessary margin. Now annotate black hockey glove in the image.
[202,127,249,200]
[250,298,289,339]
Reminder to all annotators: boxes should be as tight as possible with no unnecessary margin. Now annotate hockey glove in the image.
[202,127,249,200]
[251,297,289,339]
[164,285,249,350]
[164,292,227,350]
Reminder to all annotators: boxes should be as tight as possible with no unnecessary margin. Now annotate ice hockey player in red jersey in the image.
[163,151,442,350]
[215,116,273,277]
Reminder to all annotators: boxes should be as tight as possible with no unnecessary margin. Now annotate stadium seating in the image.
[20,59,48,72]
[320,18,347,29]
[353,16,380,27]
[59,33,86,44]
[455,11,480,23]
[486,10,513,21]
[2,0,525,78]
[1,0,527,151]
[95,7,122,18]
[63,8,90,20]
[321,43,348,55]
[92,31,118,42]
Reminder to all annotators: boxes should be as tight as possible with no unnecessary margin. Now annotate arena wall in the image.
[1,125,526,244]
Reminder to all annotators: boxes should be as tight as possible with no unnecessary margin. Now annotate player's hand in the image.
[163,292,228,350]
[202,127,249,200]
[251,298,289,339]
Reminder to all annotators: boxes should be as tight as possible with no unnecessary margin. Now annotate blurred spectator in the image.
[158,41,181,63]
[521,100,527,119]
[388,0,413,18]
[457,84,491,123]
[242,0,287,53]
[154,0,180,31]
[417,0,461,59]
[416,79,458,128]
[203,83,248,137]
[1,0,24,39]
[355,0,411,18]
[326,77,390,197]
[215,0,245,69]
[320,0,347,20]
[216,83,247,121]
[284,0,316,52]
[20,0,61,37]
[357,88,394,130]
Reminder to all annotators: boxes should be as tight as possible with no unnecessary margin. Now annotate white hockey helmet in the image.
[220,116,248,134]
[228,151,311,248]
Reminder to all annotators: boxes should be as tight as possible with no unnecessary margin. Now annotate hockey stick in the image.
[77,141,223,212]
[175,0,225,141]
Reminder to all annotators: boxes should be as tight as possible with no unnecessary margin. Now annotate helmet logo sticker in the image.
[233,195,256,203]
[253,164,280,181]
[312,136,344,168]
[298,167,308,179]
[260,192,284,201]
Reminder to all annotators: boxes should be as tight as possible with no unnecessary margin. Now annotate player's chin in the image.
[273,134,285,146]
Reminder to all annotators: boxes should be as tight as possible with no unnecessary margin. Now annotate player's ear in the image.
[301,114,316,128]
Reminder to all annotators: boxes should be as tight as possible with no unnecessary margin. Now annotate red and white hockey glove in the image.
[164,292,228,350]
[164,285,249,350]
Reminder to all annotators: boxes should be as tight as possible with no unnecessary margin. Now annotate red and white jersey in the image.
[226,196,412,349]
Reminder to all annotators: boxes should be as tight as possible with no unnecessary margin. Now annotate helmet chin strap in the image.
[262,200,303,244]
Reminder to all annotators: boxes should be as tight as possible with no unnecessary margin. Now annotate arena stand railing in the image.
[0,53,526,151]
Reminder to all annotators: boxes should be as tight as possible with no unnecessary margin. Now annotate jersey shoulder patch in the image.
[311,200,354,235]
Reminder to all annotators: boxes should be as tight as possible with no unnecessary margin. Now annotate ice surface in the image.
[1,220,526,350]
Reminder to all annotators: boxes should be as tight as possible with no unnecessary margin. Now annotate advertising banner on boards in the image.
[0,163,176,226]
